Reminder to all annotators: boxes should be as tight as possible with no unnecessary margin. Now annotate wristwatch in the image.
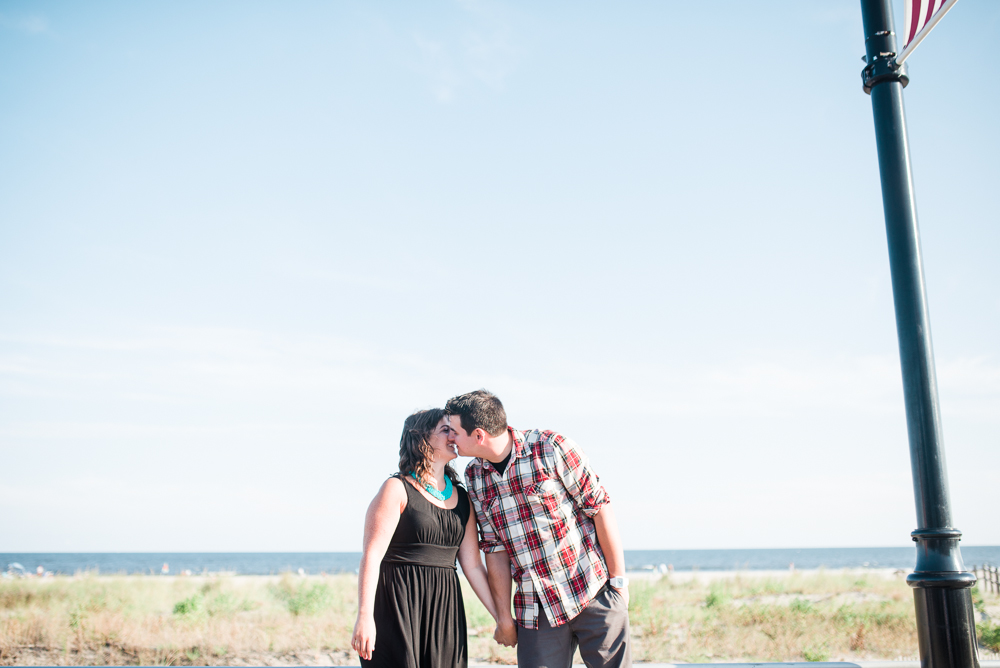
[609,576,629,589]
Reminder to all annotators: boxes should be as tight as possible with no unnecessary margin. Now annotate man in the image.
[446,389,631,668]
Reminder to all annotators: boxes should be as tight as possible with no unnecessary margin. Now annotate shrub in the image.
[803,645,830,662]
[205,592,254,616]
[979,622,1000,653]
[271,579,333,616]
[705,585,730,609]
[173,595,203,616]
[790,598,813,613]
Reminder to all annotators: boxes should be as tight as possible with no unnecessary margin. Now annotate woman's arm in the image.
[457,508,498,622]
[351,478,405,661]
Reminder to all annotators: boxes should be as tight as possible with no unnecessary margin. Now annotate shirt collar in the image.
[481,426,526,473]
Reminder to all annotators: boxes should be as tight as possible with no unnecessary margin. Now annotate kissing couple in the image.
[351,389,632,668]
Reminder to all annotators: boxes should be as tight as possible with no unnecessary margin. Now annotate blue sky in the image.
[1,0,997,552]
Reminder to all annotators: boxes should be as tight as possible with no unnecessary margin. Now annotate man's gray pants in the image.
[517,584,632,668]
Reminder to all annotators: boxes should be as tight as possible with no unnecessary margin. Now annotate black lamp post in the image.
[858,1,979,666]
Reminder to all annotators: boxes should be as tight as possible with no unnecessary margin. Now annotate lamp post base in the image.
[909,577,980,668]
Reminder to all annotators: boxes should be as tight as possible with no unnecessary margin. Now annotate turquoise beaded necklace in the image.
[410,471,453,501]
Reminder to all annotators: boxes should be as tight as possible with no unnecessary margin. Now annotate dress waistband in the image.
[382,543,459,569]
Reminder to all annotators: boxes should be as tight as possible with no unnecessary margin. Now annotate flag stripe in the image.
[905,0,915,48]
[896,0,960,66]
[905,0,952,48]
[924,0,938,32]
[907,0,924,47]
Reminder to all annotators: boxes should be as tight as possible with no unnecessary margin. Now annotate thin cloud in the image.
[409,0,522,102]
[4,326,998,550]
[0,13,51,36]
[412,34,460,103]
[463,28,519,89]
[458,0,521,89]
[4,329,999,423]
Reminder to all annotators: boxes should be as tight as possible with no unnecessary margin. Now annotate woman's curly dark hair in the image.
[399,408,461,487]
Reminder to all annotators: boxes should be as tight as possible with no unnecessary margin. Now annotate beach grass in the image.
[2,570,998,665]
[626,570,917,663]
[0,574,357,666]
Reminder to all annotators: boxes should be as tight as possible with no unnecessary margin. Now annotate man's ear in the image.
[474,428,487,445]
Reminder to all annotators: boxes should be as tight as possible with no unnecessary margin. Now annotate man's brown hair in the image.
[445,389,508,437]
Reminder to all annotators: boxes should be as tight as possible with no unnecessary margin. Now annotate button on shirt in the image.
[465,427,610,629]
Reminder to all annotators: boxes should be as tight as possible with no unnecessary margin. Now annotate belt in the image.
[381,543,459,569]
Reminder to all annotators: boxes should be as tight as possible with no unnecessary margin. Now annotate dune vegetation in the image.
[2,570,999,665]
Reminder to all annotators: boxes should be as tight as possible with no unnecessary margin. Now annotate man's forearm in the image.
[485,550,514,623]
[593,502,626,577]
[485,550,517,647]
[486,550,513,622]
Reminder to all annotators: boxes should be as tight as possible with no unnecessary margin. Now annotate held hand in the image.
[493,618,518,647]
[351,614,377,661]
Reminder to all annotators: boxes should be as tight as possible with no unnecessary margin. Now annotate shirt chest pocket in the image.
[522,477,560,504]
[490,478,568,547]
[524,478,572,542]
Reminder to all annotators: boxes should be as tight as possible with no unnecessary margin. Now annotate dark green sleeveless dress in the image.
[361,475,471,668]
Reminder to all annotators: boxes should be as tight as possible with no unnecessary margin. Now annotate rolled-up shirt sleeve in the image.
[552,434,609,518]
[469,488,505,553]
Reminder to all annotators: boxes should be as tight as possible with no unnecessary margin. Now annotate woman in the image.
[351,408,497,668]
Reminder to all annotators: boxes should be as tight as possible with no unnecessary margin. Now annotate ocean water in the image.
[4,546,1000,576]
[625,546,1000,572]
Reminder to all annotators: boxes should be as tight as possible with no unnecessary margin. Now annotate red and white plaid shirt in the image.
[465,427,610,629]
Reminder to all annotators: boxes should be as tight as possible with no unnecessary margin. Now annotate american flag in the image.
[898,0,959,65]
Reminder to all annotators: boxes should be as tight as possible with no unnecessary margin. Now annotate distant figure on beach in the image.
[446,390,632,668]
[351,408,498,668]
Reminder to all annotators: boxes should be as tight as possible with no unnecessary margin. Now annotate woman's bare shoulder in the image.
[374,475,408,509]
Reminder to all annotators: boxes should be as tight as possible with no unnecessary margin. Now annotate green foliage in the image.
[705,585,730,609]
[1,576,129,619]
[172,594,203,616]
[68,606,85,629]
[790,598,813,613]
[0,581,62,609]
[172,590,254,618]
[978,622,1000,653]
[803,645,830,662]
[271,578,334,616]
[625,580,655,614]
[833,602,910,630]
[207,591,255,615]
[746,580,786,596]
[971,586,985,613]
